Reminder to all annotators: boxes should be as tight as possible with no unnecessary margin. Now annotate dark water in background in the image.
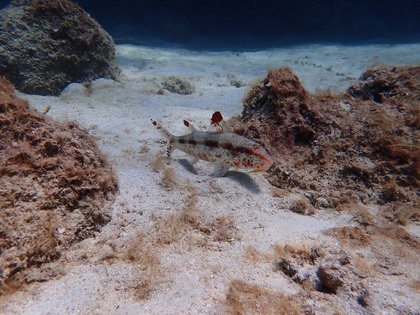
[1,0,420,50]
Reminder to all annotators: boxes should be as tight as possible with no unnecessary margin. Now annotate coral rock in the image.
[347,66,420,103]
[162,76,195,95]
[0,77,118,294]
[234,67,419,206]
[0,0,120,95]
[316,265,344,294]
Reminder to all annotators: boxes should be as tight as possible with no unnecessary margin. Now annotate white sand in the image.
[2,43,420,314]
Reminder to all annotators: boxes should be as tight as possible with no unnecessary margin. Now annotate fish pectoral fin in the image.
[190,157,199,165]
[213,163,231,177]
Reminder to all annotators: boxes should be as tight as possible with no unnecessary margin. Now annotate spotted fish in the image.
[151,111,273,176]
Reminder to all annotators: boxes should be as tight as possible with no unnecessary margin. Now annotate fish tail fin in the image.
[151,119,175,156]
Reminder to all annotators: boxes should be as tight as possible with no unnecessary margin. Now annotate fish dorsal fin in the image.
[211,111,229,133]
[183,119,198,132]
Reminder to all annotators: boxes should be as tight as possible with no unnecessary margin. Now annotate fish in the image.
[151,111,273,176]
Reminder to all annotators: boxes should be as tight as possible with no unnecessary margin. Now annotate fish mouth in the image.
[262,155,274,168]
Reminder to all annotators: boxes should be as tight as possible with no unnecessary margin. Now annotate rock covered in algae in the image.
[0,77,118,294]
[0,0,121,95]
[231,66,419,207]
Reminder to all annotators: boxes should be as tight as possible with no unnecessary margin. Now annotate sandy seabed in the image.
[1,43,420,314]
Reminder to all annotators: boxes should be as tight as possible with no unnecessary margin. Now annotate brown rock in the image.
[316,265,344,294]
[0,77,118,294]
[232,67,419,206]
[347,66,420,103]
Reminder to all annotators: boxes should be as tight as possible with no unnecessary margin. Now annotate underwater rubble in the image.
[232,66,419,210]
[162,76,195,95]
[227,66,419,314]
[0,0,120,95]
[0,78,118,294]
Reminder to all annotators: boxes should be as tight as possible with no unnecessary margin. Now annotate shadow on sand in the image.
[225,171,262,194]
[178,159,261,194]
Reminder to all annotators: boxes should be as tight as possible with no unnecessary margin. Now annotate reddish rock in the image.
[347,66,420,104]
[0,78,118,294]
[233,67,419,207]
[316,265,344,294]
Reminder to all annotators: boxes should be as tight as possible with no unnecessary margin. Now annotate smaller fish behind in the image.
[151,112,273,177]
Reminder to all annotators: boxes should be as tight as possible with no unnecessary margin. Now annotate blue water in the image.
[72,0,420,50]
[1,0,419,50]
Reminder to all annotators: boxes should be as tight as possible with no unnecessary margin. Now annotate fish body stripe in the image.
[177,137,253,156]
[151,118,273,174]
[172,132,270,169]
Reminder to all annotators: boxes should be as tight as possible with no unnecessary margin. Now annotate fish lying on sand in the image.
[151,111,273,176]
